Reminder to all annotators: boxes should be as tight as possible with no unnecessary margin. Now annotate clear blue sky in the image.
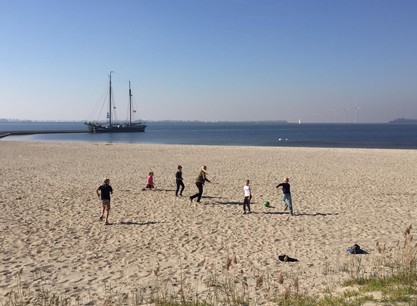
[1,0,417,123]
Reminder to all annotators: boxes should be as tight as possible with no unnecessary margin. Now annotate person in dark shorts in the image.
[96,178,113,225]
[276,177,293,215]
[190,165,211,203]
[243,179,252,214]
[175,165,185,196]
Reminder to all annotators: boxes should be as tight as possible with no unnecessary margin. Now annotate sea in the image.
[1,121,417,149]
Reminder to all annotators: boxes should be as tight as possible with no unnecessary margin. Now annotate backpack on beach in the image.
[347,244,367,254]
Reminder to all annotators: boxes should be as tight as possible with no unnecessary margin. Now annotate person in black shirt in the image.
[175,165,185,196]
[96,178,113,225]
[276,177,293,215]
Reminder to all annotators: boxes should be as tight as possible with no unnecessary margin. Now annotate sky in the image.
[1,0,417,123]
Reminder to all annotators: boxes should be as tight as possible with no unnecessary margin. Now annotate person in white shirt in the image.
[243,179,252,214]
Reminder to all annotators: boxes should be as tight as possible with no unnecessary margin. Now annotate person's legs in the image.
[243,196,250,213]
[105,207,110,224]
[175,181,181,196]
[190,182,201,202]
[103,200,111,224]
[180,181,185,195]
[286,194,293,215]
[196,182,204,202]
[281,194,287,209]
[100,201,105,220]
[282,194,293,214]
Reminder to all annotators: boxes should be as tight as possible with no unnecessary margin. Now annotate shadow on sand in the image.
[142,188,175,192]
[263,211,337,216]
[263,211,289,215]
[214,201,242,205]
[296,212,339,217]
[157,188,176,192]
[202,196,222,199]
[119,220,161,226]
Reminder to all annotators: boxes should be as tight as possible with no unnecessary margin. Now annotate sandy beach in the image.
[1,141,416,304]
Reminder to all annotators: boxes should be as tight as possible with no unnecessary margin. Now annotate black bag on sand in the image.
[278,254,299,262]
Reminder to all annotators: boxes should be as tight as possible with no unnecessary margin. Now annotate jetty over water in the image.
[0,130,87,139]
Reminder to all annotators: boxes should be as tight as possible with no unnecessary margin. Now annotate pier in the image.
[0,130,87,139]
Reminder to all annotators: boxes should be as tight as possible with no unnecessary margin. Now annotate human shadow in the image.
[262,205,277,208]
[119,220,161,226]
[215,201,242,205]
[263,211,289,215]
[201,196,222,199]
[296,212,339,217]
[142,188,175,192]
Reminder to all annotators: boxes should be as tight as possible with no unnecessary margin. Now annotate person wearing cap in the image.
[190,165,211,203]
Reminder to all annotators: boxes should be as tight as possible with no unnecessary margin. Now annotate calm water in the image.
[1,121,417,149]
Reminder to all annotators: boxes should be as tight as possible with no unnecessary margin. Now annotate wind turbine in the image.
[354,103,360,124]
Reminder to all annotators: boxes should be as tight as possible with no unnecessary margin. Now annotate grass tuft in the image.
[3,226,417,306]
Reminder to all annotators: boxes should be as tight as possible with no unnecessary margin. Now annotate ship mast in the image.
[109,71,114,127]
[129,81,132,125]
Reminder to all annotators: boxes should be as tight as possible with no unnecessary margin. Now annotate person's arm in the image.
[96,187,100,197]
[203,172,210,183]
[276,183,282,188]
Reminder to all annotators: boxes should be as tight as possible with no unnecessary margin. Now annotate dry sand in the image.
[1,141,416,304]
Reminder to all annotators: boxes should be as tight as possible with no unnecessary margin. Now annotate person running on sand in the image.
[96,178,113,225]
[190,165,211,203]
[276,177,293,215]
[175,165,185,196]
[143,171,155,190]
[243,179,252,214]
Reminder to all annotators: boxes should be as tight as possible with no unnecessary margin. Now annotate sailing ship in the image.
[85,72,146,133]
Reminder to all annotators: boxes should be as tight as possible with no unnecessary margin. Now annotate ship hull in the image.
[85,123,146,133]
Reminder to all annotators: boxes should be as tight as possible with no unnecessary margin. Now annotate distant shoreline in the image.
[2,118,417,124]
[0,130,87,139]
[388,118,417,124]
[1,119,288,124]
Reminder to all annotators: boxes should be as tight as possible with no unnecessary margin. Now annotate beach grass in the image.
[3,226,416,306]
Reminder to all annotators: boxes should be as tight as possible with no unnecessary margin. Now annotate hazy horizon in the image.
[2,117,415,124]
[1,1,417,123]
